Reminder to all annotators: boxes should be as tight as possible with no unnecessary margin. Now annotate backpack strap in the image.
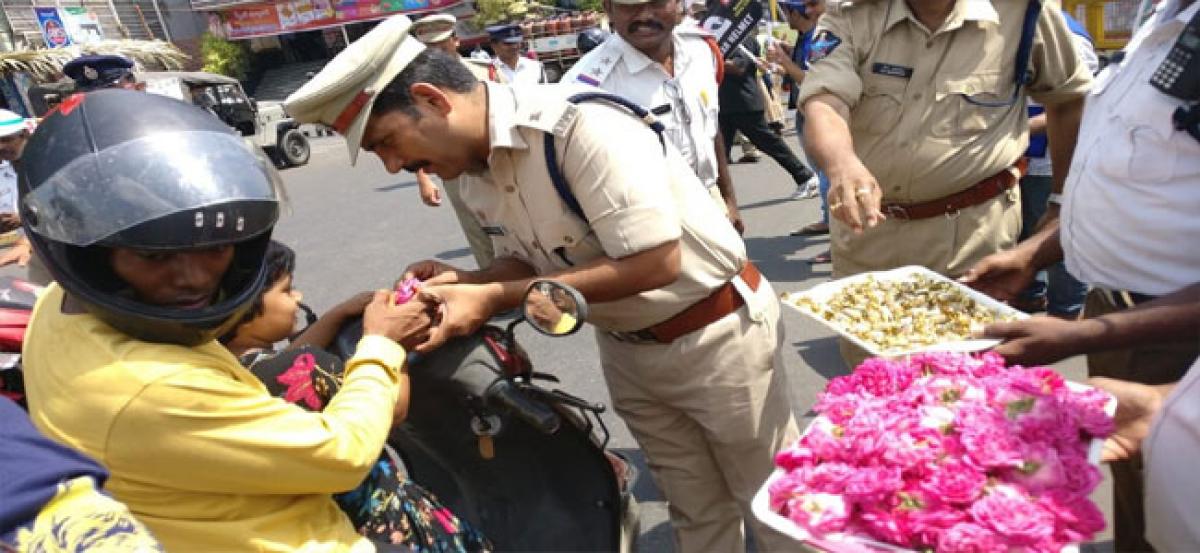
[1013,0,1044,89]
[544,92,668,222]
[959,0,1042,107]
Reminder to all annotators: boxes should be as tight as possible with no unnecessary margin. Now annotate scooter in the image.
[0,276,40,407]
[0,276,640,551]
[330,280,640,552]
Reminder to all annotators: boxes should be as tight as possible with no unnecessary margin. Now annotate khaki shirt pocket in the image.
[932,71,1011,138]
[530,210,604,269]
[850,78,905,135]
[490,232,530,264]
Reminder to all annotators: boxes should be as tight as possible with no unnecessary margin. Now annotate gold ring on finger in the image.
[855,187,872,197]
[829,201,844,210]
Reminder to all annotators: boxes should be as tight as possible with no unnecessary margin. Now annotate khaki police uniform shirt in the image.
[455,82,747,331]
[562,26,722,188]
[798,0,1093,203]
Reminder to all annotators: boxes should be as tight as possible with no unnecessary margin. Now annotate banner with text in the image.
[213,0,462,39]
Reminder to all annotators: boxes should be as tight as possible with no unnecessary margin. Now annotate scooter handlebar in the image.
[487,379,562,435]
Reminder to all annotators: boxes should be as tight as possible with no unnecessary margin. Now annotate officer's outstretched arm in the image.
[803,94,884,233]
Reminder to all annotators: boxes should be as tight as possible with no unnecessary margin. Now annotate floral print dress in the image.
[242,347,492,553]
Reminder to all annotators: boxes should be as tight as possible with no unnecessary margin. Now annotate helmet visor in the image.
[25,131,282,246]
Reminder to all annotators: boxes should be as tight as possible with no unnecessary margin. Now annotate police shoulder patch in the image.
[517,100,579,137]
[807,30,843,64]
[570,42,619,86]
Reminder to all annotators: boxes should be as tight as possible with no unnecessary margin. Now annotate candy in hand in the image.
[393,277,423,305]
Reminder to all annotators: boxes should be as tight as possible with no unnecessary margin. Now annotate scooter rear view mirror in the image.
[521,280,588,337]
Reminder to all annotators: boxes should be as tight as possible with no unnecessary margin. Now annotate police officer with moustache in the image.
[563,0,745,233]
[797,0,1093,366]
[412,13,496,268]
[285,15,799,552]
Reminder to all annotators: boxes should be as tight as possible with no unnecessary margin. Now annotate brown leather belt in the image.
[882,159,1028,220]
[612,262,763,344]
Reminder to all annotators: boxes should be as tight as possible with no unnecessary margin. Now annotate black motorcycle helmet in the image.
[577,27,610,55]
[20,89,282,346]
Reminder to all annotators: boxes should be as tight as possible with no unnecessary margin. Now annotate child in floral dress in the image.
[221,241,491,553]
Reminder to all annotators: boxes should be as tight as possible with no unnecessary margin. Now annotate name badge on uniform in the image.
[872,63,914,79]
[482,225,507,237]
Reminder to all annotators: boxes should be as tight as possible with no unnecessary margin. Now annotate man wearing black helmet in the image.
[19,90,437,552]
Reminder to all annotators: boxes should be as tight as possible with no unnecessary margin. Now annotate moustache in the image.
[627,20,664,34]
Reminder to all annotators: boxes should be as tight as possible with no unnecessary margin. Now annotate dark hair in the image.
[371,48,480,119]
[218,240,296,343]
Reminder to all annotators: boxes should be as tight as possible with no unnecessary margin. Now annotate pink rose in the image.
[843,466,904,502]
[805,462,859,493]
[1037,489,1106,544]
[969,487,1055,545]
[1006,444,1067,494]
[956,406,1024,468]
[774,445,815,471]
[937,522,1007,553]
[800,420,848,462]
[905,505,969,548]
[1058,453,1103,496]
[881,428,944,469]
[768,469,811,511]
[785,492,851,535]
[920,460,986,504]
[847,357,918,397]
[858,506,911,545]
[812,392,861,424]
[1007,366,1066,396]
[1071,398,1116,439]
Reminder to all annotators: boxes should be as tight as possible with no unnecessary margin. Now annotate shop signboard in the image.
[35,8,72,48]
[61,7,105,44]
[217,0,460,38]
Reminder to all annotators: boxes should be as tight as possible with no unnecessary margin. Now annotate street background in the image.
[266,129,1112,552]
[0,126,1112,552]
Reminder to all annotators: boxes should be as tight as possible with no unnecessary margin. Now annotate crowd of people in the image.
[0,0,1197,550]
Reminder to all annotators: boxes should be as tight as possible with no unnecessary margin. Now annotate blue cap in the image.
[62,54,135,91]
[486,23,524,44]
[778,0,808,11]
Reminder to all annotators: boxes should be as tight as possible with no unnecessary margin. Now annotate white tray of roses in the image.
[753,352,1116,553]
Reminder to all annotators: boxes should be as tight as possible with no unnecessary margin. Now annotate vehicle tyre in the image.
[280,129,310,167]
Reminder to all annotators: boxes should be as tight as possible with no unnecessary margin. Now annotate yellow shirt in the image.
[798,0,1093,202]
[23,284,405,552]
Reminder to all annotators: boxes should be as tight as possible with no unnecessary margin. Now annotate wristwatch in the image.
[1047,193,1063,205]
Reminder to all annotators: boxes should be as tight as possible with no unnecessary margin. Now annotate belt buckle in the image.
[944,206,962,219]
[884,204,908,219]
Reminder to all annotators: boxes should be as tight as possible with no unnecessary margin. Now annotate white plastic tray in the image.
[752,382,1116,552]
[781,265,1029,358]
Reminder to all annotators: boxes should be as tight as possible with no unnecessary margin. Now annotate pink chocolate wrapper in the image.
[394,278,422,305]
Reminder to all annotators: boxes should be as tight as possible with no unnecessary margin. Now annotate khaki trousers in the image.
[596,280,800,552]
[1084,289,1197,553]
[442,178,495,269]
